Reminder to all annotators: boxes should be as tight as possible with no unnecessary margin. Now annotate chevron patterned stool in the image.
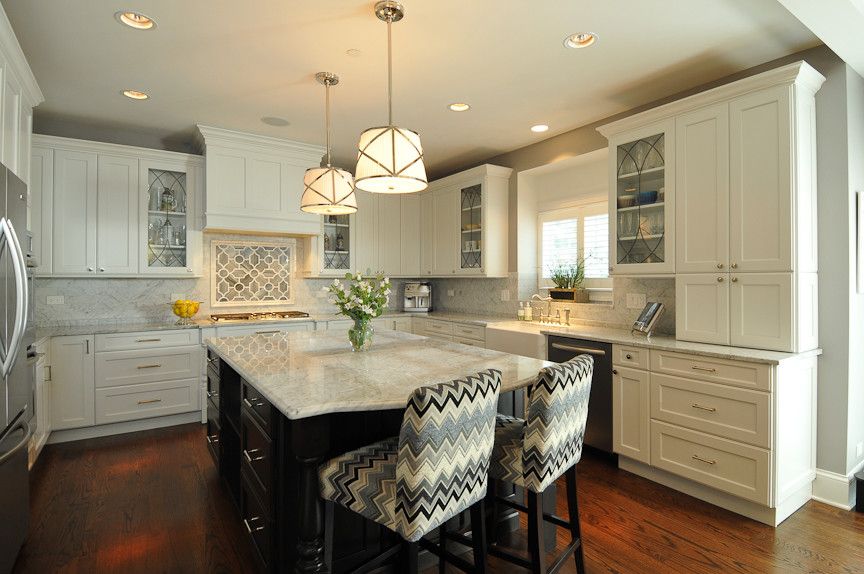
[318,369,502,573]
[486,355,594,574]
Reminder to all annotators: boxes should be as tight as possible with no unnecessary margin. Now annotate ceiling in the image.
[2,0,820,178]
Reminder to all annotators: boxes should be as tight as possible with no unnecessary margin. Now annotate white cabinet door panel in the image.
[378,195,401,276]
[612,366,650,464]
[53,150,97,274]
[676,274,730,345]
[400,194,421,277]
[676,104,729,273]
[50,335,95,430]
[96,154,138,274]
[432,187,457,276]
[2,70,21,174]
[420,192,434,276]
[730,86,792,272]
[730,273,793,352]
[30,146,52,274]
[355,191,379,274]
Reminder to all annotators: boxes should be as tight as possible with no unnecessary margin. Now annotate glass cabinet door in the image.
[321,214,351,273]
[459,183,482,271]
[144,165,190,273]
[614,130,670,272]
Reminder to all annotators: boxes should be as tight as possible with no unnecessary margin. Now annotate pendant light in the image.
[354,1,427,194]
[301,72,357,214]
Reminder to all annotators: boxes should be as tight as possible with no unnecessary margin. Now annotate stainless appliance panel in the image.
[5,170,29,427]
[0,418,30,574]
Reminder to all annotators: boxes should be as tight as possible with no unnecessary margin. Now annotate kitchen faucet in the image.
[531,293,553,322]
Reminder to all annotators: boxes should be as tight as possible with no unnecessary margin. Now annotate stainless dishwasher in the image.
[547,336,613,453]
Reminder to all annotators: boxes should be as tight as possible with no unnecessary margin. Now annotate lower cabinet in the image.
[49,335,95,430]
[94,378,199,424]
[612,365,650,464]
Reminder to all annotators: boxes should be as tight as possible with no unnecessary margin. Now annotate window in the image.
[538,202,611,292]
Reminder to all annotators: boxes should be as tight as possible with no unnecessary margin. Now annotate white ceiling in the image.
[2,0,819,178]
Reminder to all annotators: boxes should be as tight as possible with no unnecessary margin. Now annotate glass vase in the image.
[348,317,373,352]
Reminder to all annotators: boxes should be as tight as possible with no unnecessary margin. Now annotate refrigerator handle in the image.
[0,218,27,379]
[0,418,32,466]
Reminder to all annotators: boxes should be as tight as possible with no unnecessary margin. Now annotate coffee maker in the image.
[403,282,432,312]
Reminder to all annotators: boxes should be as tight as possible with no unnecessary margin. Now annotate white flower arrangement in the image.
[325,272,391,322]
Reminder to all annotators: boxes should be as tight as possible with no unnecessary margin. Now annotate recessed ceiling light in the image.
[122,89,149,100]
[346,48,362,57]
[115,11,156,30]
[531,124,549,133]
[261,116,290,127]
[563,32,597,49]
[448,103,470,112]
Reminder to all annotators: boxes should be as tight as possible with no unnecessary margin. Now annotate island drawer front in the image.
[612,345,649,370]
[94,378,200,424]
[650,420,770,505]
[452,323,485,342]
[650,350,772,392]
[454,336,486,348]
[242,380,274,438]
[206,400,220,467]
[95,346,201,388]
[206,349,222,378]
[206,369,220,409]
[241,410,274,505]
[425,319,454,337]
[650,374,771,448]
[95,330,199,352]
[240,474,273,572]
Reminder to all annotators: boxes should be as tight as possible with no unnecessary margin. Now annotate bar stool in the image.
[318,369,502,573]
[488,355,593,574]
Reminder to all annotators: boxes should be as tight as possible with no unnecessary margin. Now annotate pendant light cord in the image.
[387,16,393,126]
[325,80,332,167]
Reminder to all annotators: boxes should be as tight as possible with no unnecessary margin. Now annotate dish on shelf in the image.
[637,190,658,205]
[463,223,482,230]
[617,194,637,208]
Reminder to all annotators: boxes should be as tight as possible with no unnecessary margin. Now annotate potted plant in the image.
[325,273,392,351]
[548,261,589,303]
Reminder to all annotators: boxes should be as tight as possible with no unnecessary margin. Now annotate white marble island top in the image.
[207,329,551,420]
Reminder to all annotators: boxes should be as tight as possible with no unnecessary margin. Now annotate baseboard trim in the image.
[48,412,203,444]
[811,462,864,510]
[618,457,810,526]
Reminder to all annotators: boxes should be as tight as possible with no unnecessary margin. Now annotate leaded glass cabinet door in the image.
[459,183,483,274]
[139,157,200,276]
[320,214,354,275]
[609,121,675,275]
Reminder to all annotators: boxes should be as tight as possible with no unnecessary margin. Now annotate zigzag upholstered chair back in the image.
[393,369,502,542]
[522,355,593,493]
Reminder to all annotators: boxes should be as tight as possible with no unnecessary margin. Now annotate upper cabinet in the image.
[195,125,324,235]
[32,135,204,277]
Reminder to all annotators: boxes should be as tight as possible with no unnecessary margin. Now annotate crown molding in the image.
[196,125,324,161]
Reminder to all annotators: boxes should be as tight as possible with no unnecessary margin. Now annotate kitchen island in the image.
[205,329,550,573]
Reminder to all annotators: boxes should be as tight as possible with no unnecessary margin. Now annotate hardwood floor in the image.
[13,423,864,574]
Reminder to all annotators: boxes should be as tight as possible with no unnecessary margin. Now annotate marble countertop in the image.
[207,329,551,420]
[486,320,820,364]
[36,320,201,339]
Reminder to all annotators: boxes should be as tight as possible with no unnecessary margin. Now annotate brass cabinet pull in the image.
[691,403,717,413]
[137,398,162,405]
[136,338,162,343]
[716,263,724,269]
[691,365,717,373]
[730,263,738,269]
[612,369,618,375]
[550,343,606,356]
[206,434,219,445]
[243,397,265,409]
[692,454,717,465]
[243,517,265,533]
[255,330,281,335]
[716,276,724,283]
[243,448,265,463]
[731,277,738,283]
[137,364,162,369]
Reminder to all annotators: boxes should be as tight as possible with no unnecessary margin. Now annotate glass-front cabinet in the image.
[459,183,483,273]
[139,158,201,275]
[609,121,675,275]
[320,214,354,275]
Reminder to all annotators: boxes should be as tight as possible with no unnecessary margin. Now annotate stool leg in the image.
[566,465,586,574]
[323,500,334,571]
[403,540,419,574]
[439,521,447,574]
[527,490,546,574]
[485,477,499,545]
[470,500,488,573]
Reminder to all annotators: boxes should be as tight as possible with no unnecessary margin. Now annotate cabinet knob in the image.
[87,267,94,272]
[612,369,618,375]
[731,277,738,283]
[625,353,632,360]
[730,263,738,269]
[717,276,724,283]
[716,263,724,269]
[187,268,193,273]
[99,268,105,272]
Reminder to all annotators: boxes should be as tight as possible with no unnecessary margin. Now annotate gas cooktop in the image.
[209,311,311,323]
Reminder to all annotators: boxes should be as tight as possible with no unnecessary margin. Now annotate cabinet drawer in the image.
[242,380,273,438]
[241,474,273,572]
[425,319,454,336]
[95,346,201,388]
[206,369,220,409]
[241,410,274,506]
[651,420,770,504]
[215,322,312,337]
[95,329,199,352]
[650,350,772,392]
[651,374,770,448]
[452,323,485,342]
[206,400,220,467]
[206,349,222,378]
[612,345,649,370]
[454,336,485,348]
[94,378,199,424]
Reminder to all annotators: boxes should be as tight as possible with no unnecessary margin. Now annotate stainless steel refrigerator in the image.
[0,164,32,574]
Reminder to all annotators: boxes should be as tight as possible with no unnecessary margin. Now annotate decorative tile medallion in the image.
[211,240,295,306]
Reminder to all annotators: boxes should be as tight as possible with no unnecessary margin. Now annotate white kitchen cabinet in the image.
[431,186,458,276]
[355,191,379,275]
[317,214,355,277]
[612,366,651,464]
[420,193,435,276]
[96,154,138,274]
[30,146,52,274]
[400,195,421,277]
[675,104,729,273]
[730,273,794,352]
[196,125,323,235]
[675,274,730,345]
[2,66,20,174]
[378,195,402,276]
[50,335,95,430]
[29,339,50,466]
[52,149,97,274]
